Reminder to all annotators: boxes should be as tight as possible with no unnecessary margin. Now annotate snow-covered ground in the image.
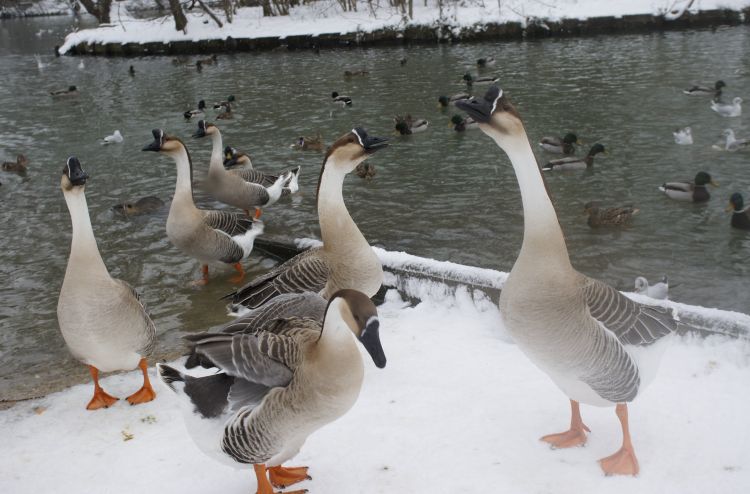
[58,0,750,54]
[1,288,749,494]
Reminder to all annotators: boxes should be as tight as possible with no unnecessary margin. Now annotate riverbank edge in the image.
[63,8,750,57]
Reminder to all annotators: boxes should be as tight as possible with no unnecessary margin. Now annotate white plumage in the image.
[673,126,693,145]
[711,97,742,117]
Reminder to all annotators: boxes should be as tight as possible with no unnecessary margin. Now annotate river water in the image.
[0,16,748,401]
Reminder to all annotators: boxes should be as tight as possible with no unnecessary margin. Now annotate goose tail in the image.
[284,166,301,194]
[233,220,264,259]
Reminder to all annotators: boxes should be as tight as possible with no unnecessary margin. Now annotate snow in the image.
[58,0,750,55]
[2,286,749,494]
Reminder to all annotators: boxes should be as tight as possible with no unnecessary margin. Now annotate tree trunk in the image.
[168,0,188,31]
[78,0,112,24]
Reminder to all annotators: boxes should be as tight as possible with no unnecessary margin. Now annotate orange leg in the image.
[229,262,246,284]
[268,465,311,489]
[86,365,118,410]
[126,358,156,405]
[191,264,209,286]
[599,404,640,476]
[254,208,263,219]
[541,399,591,448]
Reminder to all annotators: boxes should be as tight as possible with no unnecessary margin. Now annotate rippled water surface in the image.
[1,17,749,400]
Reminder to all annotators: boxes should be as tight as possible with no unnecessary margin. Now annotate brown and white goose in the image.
[157,289,386,494]
[457,87,678,476]
[228,127,387,309]
[142,130,264,285]
[57,157,157,410]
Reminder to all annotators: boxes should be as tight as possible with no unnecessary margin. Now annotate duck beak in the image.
[725,203,734,212]
[454,86,502,124]
[142,129,164,152]
[710,180,719,187]
[359,317,386,369]
[64,156,89,186]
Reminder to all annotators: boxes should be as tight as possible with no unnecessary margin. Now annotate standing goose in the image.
[193,121,296,218]
[539,133,580,154]
[659,171,717,203]
[727,193,750,230]
[542,143,605,171]
[158,289,386,494]
[57,157,157,410]
[457,87,678,475]
[227,127,387,309]
[142,129,265,285]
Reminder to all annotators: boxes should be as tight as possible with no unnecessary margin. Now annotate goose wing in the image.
[224,293,327,335]
[112,278,157,356]
[203,210,256,236]
[232,168,279,188]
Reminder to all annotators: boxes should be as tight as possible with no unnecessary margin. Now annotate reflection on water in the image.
[0,17,748,400]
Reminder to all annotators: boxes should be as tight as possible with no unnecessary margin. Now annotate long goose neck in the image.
[314,302,361,375]
[170,146,195,204]
[317,159,365,252]
[208,131,224,174]
[63,189,107,274]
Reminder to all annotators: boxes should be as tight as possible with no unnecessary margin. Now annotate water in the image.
[1,16,749,401]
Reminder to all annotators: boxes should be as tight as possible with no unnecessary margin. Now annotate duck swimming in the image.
[711,97,742,117]
[659,171,717,203]
[683,80,725,97]
[291,134,325,152]
[712,129,749,152]
[539,133,580,154]
[450,114,478,132]
[183,100,206,119]
[102,130,124,144]
[331,91,352,107]
[438,93,470,108]
[394,115,429,135]
[542,143,605,171]
[2,154,29,174]
[673,126,693,145]
[112,196,165,216]
[213,95,235,109]
[216,103,232,120]
[583,202,639,228]
[463,73,499,86]
[727,193,750,230]
[50,85,78,97]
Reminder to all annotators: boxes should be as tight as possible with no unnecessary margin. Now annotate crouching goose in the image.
[158,289,386,494]
[193,121,298,218]
[659,171,717,203]
[227,127,387,309]
[142,130,265,285]
[57,157,157,410]
[539,133,580,154]
[542,143,605,171]
[457,86,678,476]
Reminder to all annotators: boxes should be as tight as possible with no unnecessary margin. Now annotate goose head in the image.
[142,129,185,156]
[192,120,217,139]
[454,86,525,148]
[727,192,744,212]
[324,127,388,172]
[694,171,717,187]
[61,156,89,192]
[327,289,386,368]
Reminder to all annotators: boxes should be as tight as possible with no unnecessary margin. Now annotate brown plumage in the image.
[584,202,639,228]
[2,154,28,173]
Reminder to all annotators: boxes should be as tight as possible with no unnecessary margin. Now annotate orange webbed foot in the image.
[599,445,639,476]
[229,262,246,284]
[540,423,590,449]
[87,388,118,410]
[268,466,311,489]
[126,385,156,405]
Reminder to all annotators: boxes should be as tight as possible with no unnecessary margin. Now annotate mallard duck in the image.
[158,289,386,494]
[355,162,376,180]
[457,86,679,476]
[112,196,165,216]
[183,100,206,119]
[542,143,605,171]
[102,130,123,144]
[683,80,725,97]
[634,276,669,300]
[450,114,478,132]
[142,129,265,285]
[711,97,742,117]
[727,193,750,230]
[438,93,471,108]
[50,85,78,97]
[291,135,325,152]
[659,171,717,202]
[213,95,235,109]
[344,69,369,77]
[673,126,693,145]
[712,129,749,152]
[463,73,499,86]
[227,128,387,309]
[2,154,29,173]
[583,202,639,228]
[394,115,429,135]
[216,103,232,120]
[477,57,496,67]
[539,133,580,154]
[57,157,157,410]
[331,91,352,106]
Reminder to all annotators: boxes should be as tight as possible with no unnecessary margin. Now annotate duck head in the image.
[394,121,411,135]
[583,201,601,214]
[727,192,744,212]
[694,171,717,187]
[328,289,386,368]
[715,80,726,90]
[61,156,89,191]
[462,73,474,84]
[331,91,340,99]
[438,96,450,108]
[563,133,580,144]
[455,86,525,147]
[198,99,206,110]
[450,115,464,126]
[192,120,216,139]
[587,143,606,157]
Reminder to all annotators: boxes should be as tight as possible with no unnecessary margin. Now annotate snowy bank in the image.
[59,0,750,56]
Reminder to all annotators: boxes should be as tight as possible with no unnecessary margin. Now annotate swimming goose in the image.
[102,130,123,144]
[463,73,499,86]
[50,85,78,97]
[193,120,298,217]
[2,154,29,173]
[183,100,206,119]
[394,115,429,135]
[450,114,478,132]
[711,97,742,117]
[438,93,471,108]
[227,127,387,309]
[634,276,669,300]
[539,133,580,154]
[683,80,725,97]
[457,86,678,476]
[112,196,165,216]
[57,157,157,410]
[659,171,716,202]
[213,95,235,109]
[291,135,325,152]
[216,103,233,120]
[542,143,605,171]
[477,57,496,67]
[727,193,750,230]
[142,129,265,285]
[712,129,749,152]
[672,126,693,145]
[158,289,386,494]
[583,202,638,228]
[331,91,352,106]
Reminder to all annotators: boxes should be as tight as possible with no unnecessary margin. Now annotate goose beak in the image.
[192,120,207,139]
[454,86,502,124]
[359,317,386,368]
[353,127,388,154]
[142,129,164,152]
[64,156,89,186]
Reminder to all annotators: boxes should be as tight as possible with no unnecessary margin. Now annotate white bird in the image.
[34,55,48,70]
[102,130,123,144]
[711,97,742,117]
[712,129,749,152]
[672,126,693,145]
[78,60,85,70]
[634,276,669,300]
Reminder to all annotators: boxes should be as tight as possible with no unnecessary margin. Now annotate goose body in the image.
[584,202,638,228]
[659,171,715,202]
[183,100,206,119]
[542,144,605,171]
[228,128,387,309]
[331,91,352,106]
[672,126,693,145]
[727,193,750,230]
[634,276,669,300]
[683,80,725,97]
[539,133,579,154]
[58,157,157,409]
[457,86,678,475]
[711,97,742,117]
[394,115,429,135]
[2,154,29,173]
[159,290,385,491]
[142,129,265,285]
[102,130,123,144]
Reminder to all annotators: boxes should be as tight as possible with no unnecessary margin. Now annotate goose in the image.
[291,135,325,152]
[183,100,206,119]
[583,202,639,228]
[227,127,387,309]
[102,130,124,144]
[634,276,669,300]
[711,97,742,117]
[223,146,252,170]
[193,120,299,217]
[142,129,265,285]
[2,154,29,174]
[213,95,235,109]
[727,193,750,230]
[683,80,725,97]
[216,103,233,120]
[394,115,428,135]
[542,143,605,171]
[659,171,716,202]
[539,133,580,154]
[112,196,165,216]
[438,93,470,108]
[450,114,478,132]
[456,86,678,476]
[477,57,496,67]
[331,91,352,107]
[157,289,386,494]
[463,73,499,86]
[712,129,749,152]
[672,126,693,145]
[57,157,157,410]
[50,85,78,97]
